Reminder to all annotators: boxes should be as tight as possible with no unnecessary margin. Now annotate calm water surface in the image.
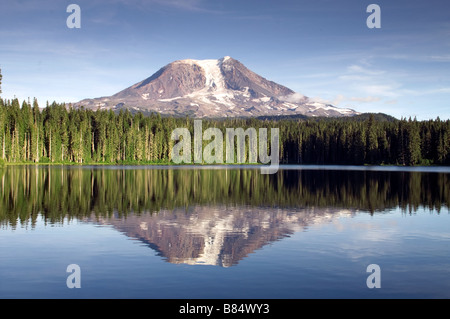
[0,165,449,298]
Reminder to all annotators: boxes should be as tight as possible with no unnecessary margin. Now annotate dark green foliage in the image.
[0,98,449,165]
[1,167,449,228]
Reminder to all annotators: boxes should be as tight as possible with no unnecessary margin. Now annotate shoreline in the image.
[2,162,450,173]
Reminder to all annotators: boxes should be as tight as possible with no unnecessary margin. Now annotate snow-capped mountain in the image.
[75,56,359,118]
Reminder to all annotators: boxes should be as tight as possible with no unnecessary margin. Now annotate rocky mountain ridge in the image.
[75,56,359,118]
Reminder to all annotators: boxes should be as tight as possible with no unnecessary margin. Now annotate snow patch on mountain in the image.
[178,58,226,91]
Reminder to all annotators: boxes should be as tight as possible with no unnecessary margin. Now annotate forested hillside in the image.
[0,98,449,165]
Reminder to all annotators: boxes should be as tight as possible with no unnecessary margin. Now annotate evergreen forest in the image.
[0,98,449,166]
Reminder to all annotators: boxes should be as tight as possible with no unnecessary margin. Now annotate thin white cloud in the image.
[359,84,400,98]
[309,94,346,106]
[338,74,371,81]
[429,55,450,62]
[339,63,402,100]
[310,96,331,105]
[279,92,306,103]
[349,96,381,103]
[332,94,345,105]
[401,87,450,96]
[347,65,385,76]
[116,0,219,13]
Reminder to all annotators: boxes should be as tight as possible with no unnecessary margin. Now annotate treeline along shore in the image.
[1,168,449,227]
[0,98,449,166]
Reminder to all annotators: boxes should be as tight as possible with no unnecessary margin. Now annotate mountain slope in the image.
[75,56,360,118]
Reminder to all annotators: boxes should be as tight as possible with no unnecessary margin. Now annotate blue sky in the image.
[0,0,449,120]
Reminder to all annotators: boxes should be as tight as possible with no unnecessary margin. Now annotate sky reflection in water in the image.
[0,166,449,298]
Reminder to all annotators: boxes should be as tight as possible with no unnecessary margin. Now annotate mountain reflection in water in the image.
[1,165,449,267]
[95,206,353,267]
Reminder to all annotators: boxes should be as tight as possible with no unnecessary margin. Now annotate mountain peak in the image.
[75,57,360,118]
[174,57,227,91]
[177,56,233,63]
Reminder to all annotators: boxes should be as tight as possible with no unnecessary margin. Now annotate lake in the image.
[1,165,449,299]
